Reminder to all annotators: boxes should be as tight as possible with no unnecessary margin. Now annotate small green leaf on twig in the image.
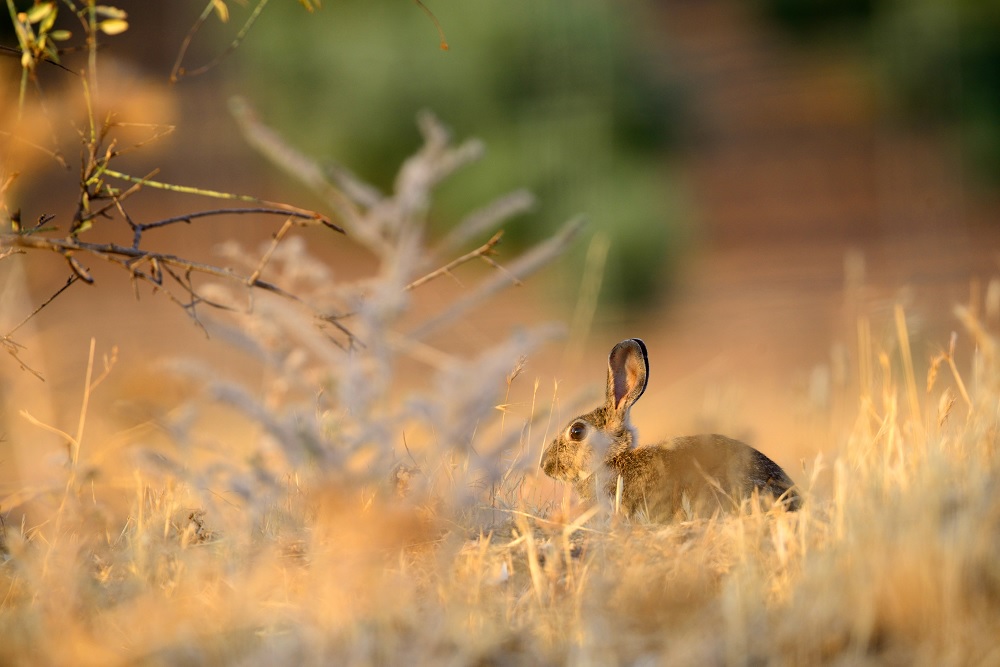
[66,254,94,284]
[212,0,229,22]
[94,5,127,19]
[24,2,54,24]
[98,18,128,35]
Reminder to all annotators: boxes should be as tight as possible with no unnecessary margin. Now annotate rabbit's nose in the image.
[540,445,555,472]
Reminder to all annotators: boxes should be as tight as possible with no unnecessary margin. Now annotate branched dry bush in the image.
[144,103,583,525]
[0,93,585,667]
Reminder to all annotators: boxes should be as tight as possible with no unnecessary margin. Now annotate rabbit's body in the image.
[541,339,800,521]
[606,434,797,520]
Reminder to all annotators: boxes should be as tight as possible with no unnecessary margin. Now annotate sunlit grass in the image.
[3,294,1000,665]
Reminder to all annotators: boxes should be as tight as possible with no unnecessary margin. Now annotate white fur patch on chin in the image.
[587,430,617,470]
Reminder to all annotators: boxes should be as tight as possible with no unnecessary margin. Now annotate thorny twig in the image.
[127,207,333,250]
[99,169,344,233]
[2,99,351,356]
[0,276,80,381]
[5,233,287,298]
[409,216,585,340]
[406,231,506,291]
[247,217,295,286]
[137,207,319,233]
[2,337,45,381]
[1,229,359,345]
[3,274,79,339]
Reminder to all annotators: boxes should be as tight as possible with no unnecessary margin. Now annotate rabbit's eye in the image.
[568,422,587,441]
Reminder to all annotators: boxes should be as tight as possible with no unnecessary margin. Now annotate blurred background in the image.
[3,0,1000,483]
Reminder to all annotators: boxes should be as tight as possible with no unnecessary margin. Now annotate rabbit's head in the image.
[540,339,649,489]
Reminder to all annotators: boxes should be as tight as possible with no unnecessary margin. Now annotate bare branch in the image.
[407,231,505,291]
[170,1,216,83]
[171,0,272,82]
[4,234,292,296]
[83,167,158,228]
[248,217,294,286]
[138,207,336,233]
[100,169,344,233]
[409,216,585,340]
[2,338,45,381]
[2,230,362,349]
[0,273,58,379]
[3,275,79,339]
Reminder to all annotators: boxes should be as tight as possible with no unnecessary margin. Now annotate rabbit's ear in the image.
[606,338,649,416]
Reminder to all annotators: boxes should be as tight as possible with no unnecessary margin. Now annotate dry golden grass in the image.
[2,297,1000,667]
[3,105,996,665]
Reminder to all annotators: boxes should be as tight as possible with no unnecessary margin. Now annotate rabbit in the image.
[540,338,801,521]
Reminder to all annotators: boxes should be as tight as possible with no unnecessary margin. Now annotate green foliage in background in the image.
[757,0,875,35]
[238,0,690,308]
[757,0,1000,188]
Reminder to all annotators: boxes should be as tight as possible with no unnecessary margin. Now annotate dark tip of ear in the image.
[612,338,646,356]
[612,339,648,368]
[630,339,649,399]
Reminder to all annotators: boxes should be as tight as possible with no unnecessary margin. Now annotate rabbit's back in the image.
[608,434,800,520]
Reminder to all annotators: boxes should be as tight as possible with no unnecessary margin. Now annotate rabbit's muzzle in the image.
[540,438,590,482]
[540,441,562,478]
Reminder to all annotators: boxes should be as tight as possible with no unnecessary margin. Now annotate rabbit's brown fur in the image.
[541,339,800,521]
